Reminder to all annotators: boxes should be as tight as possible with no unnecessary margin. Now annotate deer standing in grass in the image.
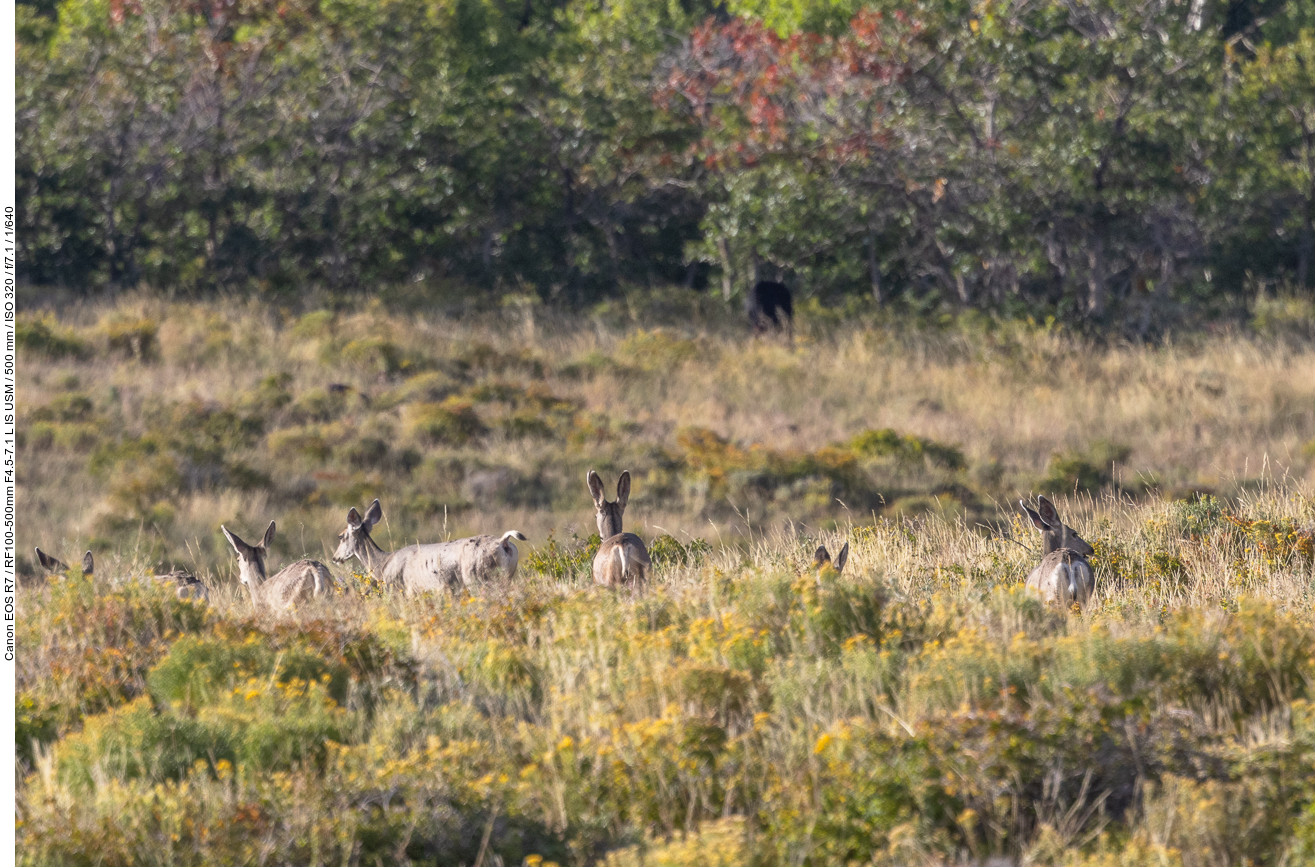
[588,470,652,587]
[35,548,94,577]
[332,499,527,594]
[1019,496,1095,610]
[222,521,336,610]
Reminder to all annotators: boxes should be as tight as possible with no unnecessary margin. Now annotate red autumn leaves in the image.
[662,11,921,168]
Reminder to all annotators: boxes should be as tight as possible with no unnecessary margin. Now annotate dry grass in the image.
[14,291,1315,864]
[17,293,1315,584]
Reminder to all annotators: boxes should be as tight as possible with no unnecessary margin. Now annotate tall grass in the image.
[16,292,1315,580]
[15,291,1315,864]
[15,489,1315,865]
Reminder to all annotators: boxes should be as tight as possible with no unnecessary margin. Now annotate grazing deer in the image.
[812,542,849,574]
[155,569,211,603]
[1019,496,1096,609]
[332,499,527,594]
[34,548,94,577]
[747,280,794,341]
[587,470,652,587]
[222,521,336,610]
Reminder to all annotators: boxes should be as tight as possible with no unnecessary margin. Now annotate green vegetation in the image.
[17,490,1315,865]
[16,0,1315,326]
[14,295,1315,863]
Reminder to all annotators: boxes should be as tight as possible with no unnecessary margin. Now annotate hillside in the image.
[14,294,1315,865]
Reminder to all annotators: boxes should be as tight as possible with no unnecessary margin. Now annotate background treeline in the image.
[16,0,1315,326]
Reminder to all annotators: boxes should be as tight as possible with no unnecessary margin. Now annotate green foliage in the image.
[16,316,90,359]
[17,572,210,745]
[101,318,158,361]
[1039,439,1132,493]
[648,535,713,569]
[408,397,488,445]
[17,521,1315,863]
[523,531,600,581]
[147,633,349,711]
[848,428,966,471]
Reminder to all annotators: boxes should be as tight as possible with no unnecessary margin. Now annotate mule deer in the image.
[747,280,794,341]
[1019,496,1095,609]
[812,542,849,574]
[588,470,652,586]
[332,499,526,594]
[34,548,93,576]
[156,569,211,603]
[222,521,336,610]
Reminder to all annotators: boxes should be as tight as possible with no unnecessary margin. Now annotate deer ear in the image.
[222,526,250,557]
[1037,496,1060,527]
[833,542,849,573]
[1020,501,1048,530]
[587,471,606,508]
[261,521,277,551]
[616,471,631,510]
[82,552,94,576]
[363,499,383,530]
[813,545,830,567]
[346,508,363,530]
[35,548,65,572]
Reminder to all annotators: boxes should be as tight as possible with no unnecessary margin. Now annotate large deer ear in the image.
[35,548,66,572]
[1037,496,1060,528]
[833,542,849,573]
[346,507,363,530]
[587,471,606,509]
[616,471,631,510]
[222,526,252,557]
[82,552,95,576]
[813,546,830,568]
[363,500,383,531]
[1019,500,1048,530]
[261,521,277,551]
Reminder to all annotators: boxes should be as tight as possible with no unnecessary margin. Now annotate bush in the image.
[524,532,599,581]
[101,318,159,361]
[408,397,486,445]
[267,426,332,462]
[848,428,966,471]
[648,535,713,570]
[16,316,91,359]
[1038,439,1132,493]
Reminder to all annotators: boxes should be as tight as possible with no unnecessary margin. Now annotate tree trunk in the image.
[868,227,882,304]
[1087,242,1106,316]
[716,236,734,301]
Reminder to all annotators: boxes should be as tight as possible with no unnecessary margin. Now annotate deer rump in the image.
[381,534,522,593]
[746,280,793,332]
[1025,550,1095,608]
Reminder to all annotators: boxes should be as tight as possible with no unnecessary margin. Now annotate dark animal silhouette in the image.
[746,280,794,340]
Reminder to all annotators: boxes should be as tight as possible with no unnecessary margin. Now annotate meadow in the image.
[13,290,1315,865]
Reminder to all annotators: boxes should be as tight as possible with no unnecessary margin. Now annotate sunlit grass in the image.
[15,292,1315,863]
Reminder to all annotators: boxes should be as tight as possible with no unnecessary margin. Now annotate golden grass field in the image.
[13,291,1315,865]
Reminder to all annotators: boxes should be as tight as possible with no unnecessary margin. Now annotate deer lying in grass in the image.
[588,470,651,587]
[35,548,94,577]
[1020,496,1095,610]
[156,569,211,603]
[812,542,849,574]
[332,499,527,594]
[222,521,336,610]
